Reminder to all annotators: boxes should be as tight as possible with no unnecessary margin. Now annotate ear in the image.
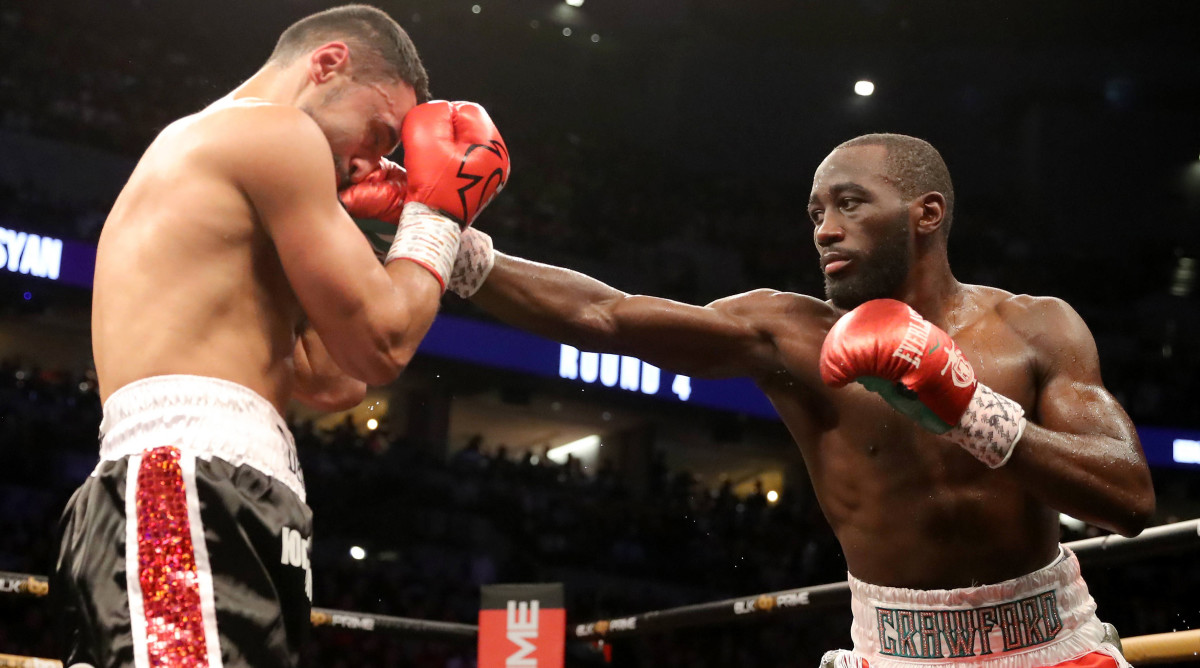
[912,192,947,237]
[308,42,351,84]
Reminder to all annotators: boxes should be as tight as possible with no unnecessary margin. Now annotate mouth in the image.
[820,251,853,276]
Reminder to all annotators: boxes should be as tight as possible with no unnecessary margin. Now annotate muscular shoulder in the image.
[991,291,1089,343]
[988,289,1099,377]
[178,102,338,209]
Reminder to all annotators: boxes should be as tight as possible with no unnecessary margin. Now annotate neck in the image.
[228,63,306,106]
[895,246,961,323]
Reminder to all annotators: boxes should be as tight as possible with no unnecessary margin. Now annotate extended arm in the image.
[1005,298,1154,536]
[292,323,367,412]
[471,251,789,379]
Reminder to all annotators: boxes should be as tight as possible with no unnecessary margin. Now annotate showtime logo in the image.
[506,600,539,667]
[558,345,692,401]
[0,228,62,280]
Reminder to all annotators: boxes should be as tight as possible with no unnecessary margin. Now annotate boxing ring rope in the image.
[569,519,1200,641]
[0,571,477,643]
[1,519,1197,666]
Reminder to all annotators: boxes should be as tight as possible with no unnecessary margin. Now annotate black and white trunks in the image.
[54,375,312,668]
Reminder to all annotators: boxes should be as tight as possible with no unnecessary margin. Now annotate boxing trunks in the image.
[823,546,1128,668]
[53,375,312,668]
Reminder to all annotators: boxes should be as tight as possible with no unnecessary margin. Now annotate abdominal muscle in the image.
[91,110,301,415]
[768,385,1061,590]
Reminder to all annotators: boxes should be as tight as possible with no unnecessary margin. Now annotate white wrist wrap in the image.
[447,228,495,299]
[945,383,1027,468]
[385,202,462,291]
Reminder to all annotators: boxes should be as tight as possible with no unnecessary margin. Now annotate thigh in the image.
[197,455,313,668]
[53,449,314,668]
[53,459,137,668]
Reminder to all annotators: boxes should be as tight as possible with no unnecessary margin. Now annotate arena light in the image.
[854,80,875,97]
[1169,257,1195,297]
[349,546,366,560]
[562,27,573,37]
[546,434,600,464]
[1174,439,1200,464]
[766,490,779,503]
[565,0,584,6]
[471,4,481,14]
[366,418,379,431]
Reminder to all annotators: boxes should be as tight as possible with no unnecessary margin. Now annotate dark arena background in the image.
[2,0,1199,666]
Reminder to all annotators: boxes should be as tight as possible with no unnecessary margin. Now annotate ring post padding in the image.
[1122,629,1200,665]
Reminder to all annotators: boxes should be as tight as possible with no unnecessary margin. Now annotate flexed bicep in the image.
[1005,296,1154,535]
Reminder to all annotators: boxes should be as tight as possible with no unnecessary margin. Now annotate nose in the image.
[814,215,845,248]
[347,157,380,185]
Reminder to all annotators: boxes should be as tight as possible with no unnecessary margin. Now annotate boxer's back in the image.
[92,99,303,413]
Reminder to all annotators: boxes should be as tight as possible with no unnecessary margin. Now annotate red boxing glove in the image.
[400,100,510,227]
[820,299,977,432]
[339,158,407,223]
[820,299,1025,467]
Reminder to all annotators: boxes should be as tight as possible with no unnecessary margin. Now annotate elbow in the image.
[302,384,367,413]
[1111,477,1156,538]
[369,331,419,386]
[324,380,368,412]
[354,313,421,385]
[343,340,409,386]
[1117,489,1156,538]
[358,349,409,386]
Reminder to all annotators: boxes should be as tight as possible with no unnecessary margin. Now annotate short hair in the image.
[269,4,430,103]
[836,133,955,233]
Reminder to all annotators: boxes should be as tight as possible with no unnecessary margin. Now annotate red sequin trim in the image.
[136,447,210,667]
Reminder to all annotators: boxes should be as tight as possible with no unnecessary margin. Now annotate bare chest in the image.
[764,313,1039,465]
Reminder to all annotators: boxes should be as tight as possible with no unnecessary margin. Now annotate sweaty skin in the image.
[470,145,1154,590]
[92,49,441,415]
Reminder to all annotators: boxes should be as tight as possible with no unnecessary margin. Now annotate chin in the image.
[826,279,889,311]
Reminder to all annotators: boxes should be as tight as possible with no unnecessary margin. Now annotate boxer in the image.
[53,5,508,667]
[447,133,1152,667]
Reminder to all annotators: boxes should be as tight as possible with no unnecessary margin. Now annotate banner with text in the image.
[479,583,565,668]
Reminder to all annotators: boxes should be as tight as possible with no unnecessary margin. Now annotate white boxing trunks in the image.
[823,546,1128,668]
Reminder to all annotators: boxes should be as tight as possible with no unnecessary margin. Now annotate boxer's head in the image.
[809,133,954,309]
[269,5,430,188]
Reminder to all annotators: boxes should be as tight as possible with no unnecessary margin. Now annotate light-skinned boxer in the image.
[54,5,509,667]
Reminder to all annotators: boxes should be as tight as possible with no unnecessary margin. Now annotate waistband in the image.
[99,374,305,501]
[848,547,1108,668]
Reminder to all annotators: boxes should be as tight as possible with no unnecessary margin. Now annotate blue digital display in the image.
[0,226,94,288]
[1136,426,1200,470]
[417,313,779,420]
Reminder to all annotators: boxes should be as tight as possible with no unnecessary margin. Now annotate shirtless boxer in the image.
[444,134,1154,667]
[53,5,508,667]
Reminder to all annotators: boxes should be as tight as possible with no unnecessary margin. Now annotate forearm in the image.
[381,259,443,358]
[466,250,780,379]
[471,252,629,351]
[294,325,368,412]
[1007,423,1154,536]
